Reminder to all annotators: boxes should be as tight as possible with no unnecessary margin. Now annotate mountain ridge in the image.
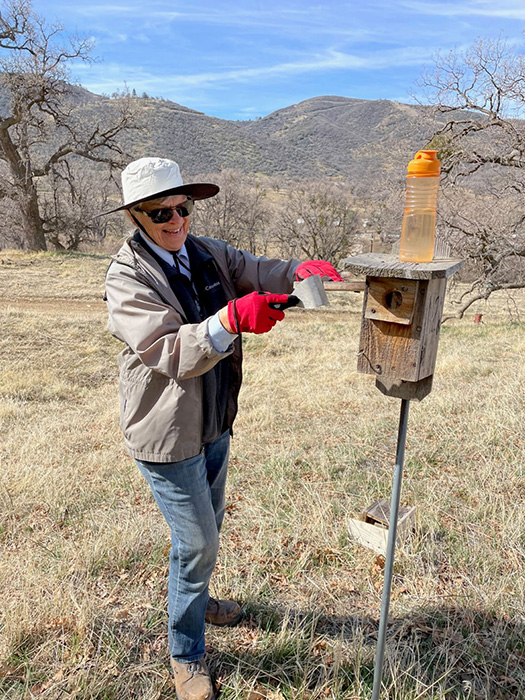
[0,85,455,188]
[118,93,442,185]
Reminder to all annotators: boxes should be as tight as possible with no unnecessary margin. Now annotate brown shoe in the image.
[171,658,214,700]
[205,597,242,626]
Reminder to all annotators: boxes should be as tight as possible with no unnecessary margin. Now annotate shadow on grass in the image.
[1,601,522,699]
[208,599,525,699]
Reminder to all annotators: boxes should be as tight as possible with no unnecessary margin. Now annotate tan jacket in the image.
[105,233,298,462]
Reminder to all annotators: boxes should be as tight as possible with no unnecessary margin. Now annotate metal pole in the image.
[371,398,410,700]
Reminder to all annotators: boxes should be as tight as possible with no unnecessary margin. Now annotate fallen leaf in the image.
[374,555,385,569]
[499,675,518,686]
[247,690,267,700]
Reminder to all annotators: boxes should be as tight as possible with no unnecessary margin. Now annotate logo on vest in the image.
[204,282,221,292]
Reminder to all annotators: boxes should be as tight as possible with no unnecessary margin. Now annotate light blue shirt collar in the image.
[138,231,190,276]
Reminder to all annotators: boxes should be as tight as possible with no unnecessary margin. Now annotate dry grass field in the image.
[0,250,524,700]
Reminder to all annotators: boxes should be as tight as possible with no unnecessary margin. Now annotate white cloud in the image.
[79,45,435,96]
[402,0,525,20]
[38,0,525,121]
[43,2,385,42]
[69,4,151,17]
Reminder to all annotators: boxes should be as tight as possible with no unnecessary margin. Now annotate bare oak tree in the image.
[41,162,118,250]
[418,36,525,319]
[272,180,360,265]
[0,0,138,250]
[190,169,269,254]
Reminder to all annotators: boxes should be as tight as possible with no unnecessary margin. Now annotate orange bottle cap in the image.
[407,150,441,176]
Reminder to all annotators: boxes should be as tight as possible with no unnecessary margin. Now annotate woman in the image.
[102,157,342,700]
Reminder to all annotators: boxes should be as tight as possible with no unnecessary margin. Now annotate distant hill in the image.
[240,96,444,184]
[111,94,442,188]
[0,85,458,190]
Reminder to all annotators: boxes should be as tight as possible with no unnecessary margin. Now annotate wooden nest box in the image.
[342,253,464,401]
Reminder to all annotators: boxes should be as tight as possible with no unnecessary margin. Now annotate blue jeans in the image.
[135,430,230,662]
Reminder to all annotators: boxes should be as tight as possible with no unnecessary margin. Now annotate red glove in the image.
[295,260,344,282]
[227,292,289,334]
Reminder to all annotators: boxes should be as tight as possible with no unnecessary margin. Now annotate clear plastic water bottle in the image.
[398,150,441,263]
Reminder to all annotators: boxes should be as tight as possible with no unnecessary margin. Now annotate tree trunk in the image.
[0,125,47,251]
[19,180,47,251]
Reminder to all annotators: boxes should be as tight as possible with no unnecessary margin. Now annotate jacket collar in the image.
[122,233,187,316]
[114,232,224,319]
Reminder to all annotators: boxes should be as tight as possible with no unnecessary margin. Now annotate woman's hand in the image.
[295,260,343,282]
[219,292,290,334]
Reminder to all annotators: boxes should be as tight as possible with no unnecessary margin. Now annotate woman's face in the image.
[131,194,192,251]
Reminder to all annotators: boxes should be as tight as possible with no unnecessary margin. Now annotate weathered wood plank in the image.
[357,276,447,385]
[324,280,365,292]
[375,375,434,401]
[348,519,388,555]
[418,277,447,379]
[364,499,415,528]
[342,253,464,280]
[348,501,416,555]
[364,277,419,326]
[357,278,428,381]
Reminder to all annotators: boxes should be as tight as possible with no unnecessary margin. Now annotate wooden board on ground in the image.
[348,499,416,555]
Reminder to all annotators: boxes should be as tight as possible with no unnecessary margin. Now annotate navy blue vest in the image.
[134,232,231,445]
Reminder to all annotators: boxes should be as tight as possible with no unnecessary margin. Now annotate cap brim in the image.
[97,182,220,217]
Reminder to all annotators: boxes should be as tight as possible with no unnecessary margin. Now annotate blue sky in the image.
[34,0,525,121]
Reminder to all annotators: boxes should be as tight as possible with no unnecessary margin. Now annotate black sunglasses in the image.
[134,198,194,224]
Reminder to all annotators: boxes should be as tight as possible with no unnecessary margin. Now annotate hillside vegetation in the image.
[0,251,523,699]
[49,91,445,185]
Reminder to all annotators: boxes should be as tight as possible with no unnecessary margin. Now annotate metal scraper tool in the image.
[268,275,330,310]
[292,274,330,308]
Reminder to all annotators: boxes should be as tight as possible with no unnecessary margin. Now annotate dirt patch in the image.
[0,299,105,313]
